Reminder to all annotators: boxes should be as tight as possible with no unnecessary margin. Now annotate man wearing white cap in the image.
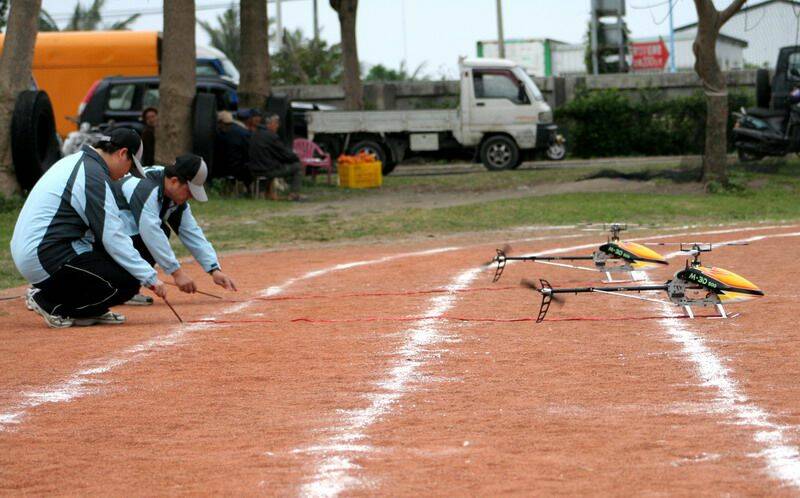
[11,128,168,328]
[114,154,237,303]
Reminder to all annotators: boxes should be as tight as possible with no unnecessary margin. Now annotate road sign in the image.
[631,39,669,71]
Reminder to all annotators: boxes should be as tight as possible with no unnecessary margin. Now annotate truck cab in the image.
[306,58,563,174]
[457,57,560,168]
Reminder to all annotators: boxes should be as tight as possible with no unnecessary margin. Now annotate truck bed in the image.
[307,109,459,135]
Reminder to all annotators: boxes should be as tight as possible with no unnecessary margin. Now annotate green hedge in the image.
[555,90,753,158]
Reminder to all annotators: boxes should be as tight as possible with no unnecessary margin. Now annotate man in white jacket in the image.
[113,154,236,304]
[11,128,167,328]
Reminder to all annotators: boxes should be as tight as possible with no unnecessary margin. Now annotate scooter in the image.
[733,87,800,161]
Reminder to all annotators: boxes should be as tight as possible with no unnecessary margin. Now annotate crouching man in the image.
[114,154,237,304]
[11,129,167,328]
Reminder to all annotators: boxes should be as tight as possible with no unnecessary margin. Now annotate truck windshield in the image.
[515,70,544,102]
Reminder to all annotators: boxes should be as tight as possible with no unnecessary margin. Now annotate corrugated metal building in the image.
[675,0,800,68]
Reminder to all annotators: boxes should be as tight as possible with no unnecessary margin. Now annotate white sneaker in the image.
[25,287,38,311]
[27,293,74,329]
[74,311,127,327]
[124,293,154,306]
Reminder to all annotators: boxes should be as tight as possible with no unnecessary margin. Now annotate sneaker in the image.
[27,293,73,329]
[73,311,126,327]
[125,293,154,306]
[25,287,38,311]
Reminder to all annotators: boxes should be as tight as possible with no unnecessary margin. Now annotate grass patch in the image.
[2,157,799,290]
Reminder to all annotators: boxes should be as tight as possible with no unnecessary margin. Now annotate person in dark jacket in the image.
[140,107,158,166]
[247,113,303,200]
[214,110,251,184]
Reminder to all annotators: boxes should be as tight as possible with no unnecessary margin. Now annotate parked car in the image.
[78,75,333,141]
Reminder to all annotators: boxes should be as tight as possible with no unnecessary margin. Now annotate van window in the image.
[107,83,136,110]
[788,52,800,81]
[473,70,529,104]
[142,87,159,108]
[196,62,220,77]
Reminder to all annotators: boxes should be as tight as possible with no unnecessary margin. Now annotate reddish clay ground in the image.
[1,224,800,496]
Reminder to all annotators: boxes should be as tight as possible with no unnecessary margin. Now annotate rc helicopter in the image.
[525,243,764,323]
[490,224,668,283]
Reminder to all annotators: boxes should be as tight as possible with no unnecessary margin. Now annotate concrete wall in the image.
[274,70,759,111]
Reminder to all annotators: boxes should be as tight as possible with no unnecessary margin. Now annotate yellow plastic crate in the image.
[338,160,383,188]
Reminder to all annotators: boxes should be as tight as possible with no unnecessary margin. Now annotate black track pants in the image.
[33,251,140,318]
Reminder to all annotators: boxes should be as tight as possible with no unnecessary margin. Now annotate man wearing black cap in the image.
[114,154,237,301]
[11,128,168,328]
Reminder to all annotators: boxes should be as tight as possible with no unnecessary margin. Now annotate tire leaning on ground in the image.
[756,68,771,109]
[349,139,396,175]
[11,90,61,191]
[480,135,519,171]
[192,93,217,178]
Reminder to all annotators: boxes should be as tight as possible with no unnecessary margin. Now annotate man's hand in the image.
[211,270,237,291]
[172,269,197,294]
[149,280,167,299]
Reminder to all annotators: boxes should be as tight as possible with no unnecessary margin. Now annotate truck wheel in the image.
[193,93,217,178]
[350,139,396,175]
[480,135,519,171]
[11,90,61,191]
[756,69,771,109]
[545,142,566,161]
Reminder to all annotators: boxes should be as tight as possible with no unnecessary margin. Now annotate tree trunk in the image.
[0,0,42,197]
[239,0,270,111]
[692,0,747,185]
[331,0,363,110]
[155,0,196,165]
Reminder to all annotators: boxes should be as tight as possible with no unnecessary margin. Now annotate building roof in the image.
[675,0,800,32]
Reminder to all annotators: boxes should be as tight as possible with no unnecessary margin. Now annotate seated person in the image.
[247,113,303,201]
[214,110,251,184]
[113,154,237,305]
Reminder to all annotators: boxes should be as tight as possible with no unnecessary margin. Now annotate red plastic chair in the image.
[293,138,333,185]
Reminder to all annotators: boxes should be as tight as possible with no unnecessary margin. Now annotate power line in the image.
[46,0,308,22]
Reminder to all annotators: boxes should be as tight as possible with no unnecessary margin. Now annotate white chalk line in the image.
[642,230,800,489]
[0,229,605,432]
[295,223,800,497]
[0,246,462,431]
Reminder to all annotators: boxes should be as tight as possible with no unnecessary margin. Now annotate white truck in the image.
[306,57,565,174]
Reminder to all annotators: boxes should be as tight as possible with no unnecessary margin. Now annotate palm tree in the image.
[0,0,42,195]
[239,0,270,110]
[34,0,140,32]
[156,0,196,164]
[198,3,240,67]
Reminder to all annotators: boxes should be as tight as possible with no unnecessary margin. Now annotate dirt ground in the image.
[2,223,800,496]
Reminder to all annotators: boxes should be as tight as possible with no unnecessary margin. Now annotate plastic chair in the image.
[293,138,333,185]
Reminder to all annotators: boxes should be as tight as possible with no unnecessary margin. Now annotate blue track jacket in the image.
[113,167,220,275]
[10,145,159,287]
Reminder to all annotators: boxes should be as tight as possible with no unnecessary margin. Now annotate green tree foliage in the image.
[556,89,752,158]
[271,28,342,85]
[198,3,240,67]
[364,60,428,82]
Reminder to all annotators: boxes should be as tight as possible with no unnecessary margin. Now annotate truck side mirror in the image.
[790,67,800,79]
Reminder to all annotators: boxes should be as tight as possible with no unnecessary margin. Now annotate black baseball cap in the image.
[173,154,209,202]
[99,128,145,177]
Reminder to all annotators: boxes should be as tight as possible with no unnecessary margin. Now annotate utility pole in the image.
[668,0,676,72]
[496,0,505,58]
[591,7,599,75]
[275,0,283,50]
[313,0,319,41]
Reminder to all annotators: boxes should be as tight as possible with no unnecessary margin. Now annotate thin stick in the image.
[162,297,183,323]
[165,281,223,299]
